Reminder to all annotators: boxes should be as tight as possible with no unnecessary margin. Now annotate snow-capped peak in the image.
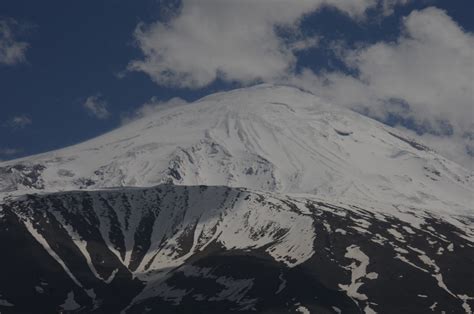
[0,85,472,215]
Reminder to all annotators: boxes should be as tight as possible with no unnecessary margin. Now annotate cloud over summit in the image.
[128,0,409,88]
[122,2,473,169]
[291,7,474,168]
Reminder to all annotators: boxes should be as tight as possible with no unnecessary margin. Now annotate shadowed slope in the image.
[1,184,472,313]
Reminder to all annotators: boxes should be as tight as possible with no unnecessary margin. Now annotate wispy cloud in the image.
[0,147,21,155]
[126,2,470,168]
[0,18,29,66]
[128,0,410,89]
[4,115,32,129]
[83,94,110,119]
[288,7,474,169]
[0,147,22,160]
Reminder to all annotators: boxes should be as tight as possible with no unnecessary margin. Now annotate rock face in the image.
[1,185,473,313]
[0,85,473,313]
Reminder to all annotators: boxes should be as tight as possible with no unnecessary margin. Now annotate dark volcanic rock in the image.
[0,185,472,313]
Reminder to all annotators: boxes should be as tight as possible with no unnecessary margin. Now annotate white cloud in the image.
[126,2,471,168]
[289,35,321,52]
[83,95,110,119]
[4,115,32,129]
[289,7,474,169]
[347,7,473,133]
[0,147,22,156]
[401,128,474,170]
[0,18,29,66]
[128,0,411,88]
[380,0,412,15]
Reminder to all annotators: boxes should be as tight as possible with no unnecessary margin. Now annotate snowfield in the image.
[1,85,472,215]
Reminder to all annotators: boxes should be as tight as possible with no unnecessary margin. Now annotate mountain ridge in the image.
[0,85,472,215]
[1,184,473,313]
[0,84,473,313]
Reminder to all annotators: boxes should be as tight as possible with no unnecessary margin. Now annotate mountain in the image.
[0,85,473,313]
[1,85,472,213]
[2,185,473,313]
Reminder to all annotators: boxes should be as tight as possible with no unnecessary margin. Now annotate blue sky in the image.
[0,0,473,168]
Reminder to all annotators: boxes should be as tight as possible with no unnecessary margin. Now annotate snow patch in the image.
[339,245,378,306]
[60,291,80,311]
[296,305,311,314]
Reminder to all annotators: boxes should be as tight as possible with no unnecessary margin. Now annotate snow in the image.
[130,264,258,310]
[0,294,13,307]
[141,283,188,306]
[395,254,429,273]
[402,226,416,234]
[296,305,311,314]
[1,84,473,312]
[414,248,472,305]
[0,299,13,306]
[0,85,471,227]
[104,269,119,284]
[387,228,406,242]
[22,218,84,289]
[40,186,315,308]
[332,306,342,313]
[15,182,471,312]
[47,204,110,283]
[364,305,377,314]
[276,273,287,294]
[60,291,80,311]
[338,245,378,304]
[458,295,473,314]
[447,243,454,252]
[209,277,254,303]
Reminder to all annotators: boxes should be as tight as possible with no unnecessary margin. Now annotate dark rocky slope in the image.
[0,185,472,313]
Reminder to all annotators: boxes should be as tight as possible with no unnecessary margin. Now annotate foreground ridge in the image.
[1,184,473,313]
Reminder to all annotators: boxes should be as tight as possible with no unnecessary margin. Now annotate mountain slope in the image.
[0,84,473,313]
[1,185,473,313]
[0,85,472,216]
